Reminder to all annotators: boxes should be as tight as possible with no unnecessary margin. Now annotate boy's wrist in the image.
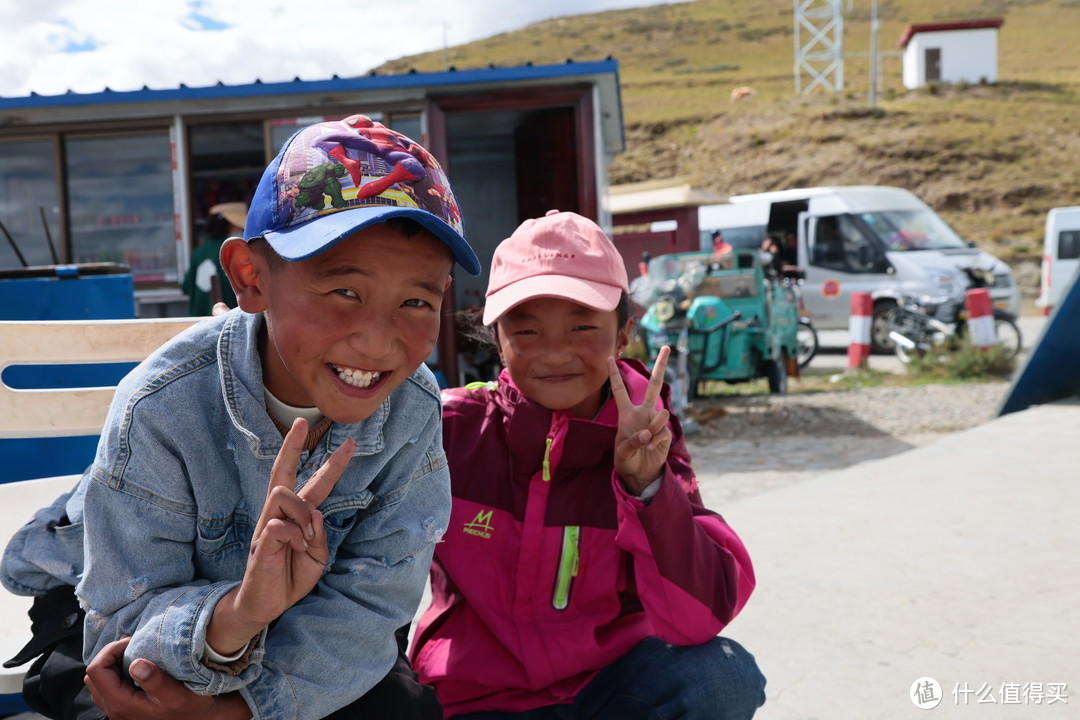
[207,587,267,656]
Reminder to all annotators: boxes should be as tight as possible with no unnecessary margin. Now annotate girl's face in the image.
[496,297,631,419]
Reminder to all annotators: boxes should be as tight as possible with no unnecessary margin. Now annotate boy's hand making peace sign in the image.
[607,346,673,496]
[206,418,355,656]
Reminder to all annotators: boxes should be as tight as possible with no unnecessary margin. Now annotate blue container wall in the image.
[0,271,138,483]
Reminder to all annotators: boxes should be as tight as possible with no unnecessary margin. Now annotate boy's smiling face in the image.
[496,297,630,420]
[226,224,453,424]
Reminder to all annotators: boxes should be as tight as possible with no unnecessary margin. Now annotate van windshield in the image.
[858,210,967,251]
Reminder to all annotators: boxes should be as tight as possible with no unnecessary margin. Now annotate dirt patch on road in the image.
[683,382,1010,506]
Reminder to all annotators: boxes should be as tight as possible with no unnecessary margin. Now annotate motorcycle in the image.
[887,265,1022,363]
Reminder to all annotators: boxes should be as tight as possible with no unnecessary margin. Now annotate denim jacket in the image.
[2,310,450,720]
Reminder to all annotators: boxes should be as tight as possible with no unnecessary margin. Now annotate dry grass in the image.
[374,0,1080,257]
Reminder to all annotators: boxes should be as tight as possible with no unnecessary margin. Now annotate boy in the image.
[2,114,480,720]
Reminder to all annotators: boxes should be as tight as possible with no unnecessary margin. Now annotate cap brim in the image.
[262,206,481,276]
[483,275,623,325]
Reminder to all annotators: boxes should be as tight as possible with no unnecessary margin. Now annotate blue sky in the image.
[0,0,671,98]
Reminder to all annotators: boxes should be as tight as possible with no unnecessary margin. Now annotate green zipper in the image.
[552,525,580,610]
[542,436,553,482]
[543,435,578,610]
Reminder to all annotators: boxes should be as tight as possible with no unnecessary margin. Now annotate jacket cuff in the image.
[202,632,262,675]
[130,580,267,695]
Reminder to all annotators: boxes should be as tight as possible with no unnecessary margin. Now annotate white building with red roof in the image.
[897,18,1004,89]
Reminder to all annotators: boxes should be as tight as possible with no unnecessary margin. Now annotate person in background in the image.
[780,230,799,268]
[759,235,785,277]
[410,210,765,719]
[628,250,654,316]
[712,230,734,268]
[182,201,246,315]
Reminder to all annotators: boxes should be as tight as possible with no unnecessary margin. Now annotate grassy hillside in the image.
[375,0,1080,261]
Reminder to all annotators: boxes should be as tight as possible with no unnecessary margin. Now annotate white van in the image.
[699,186,1022,352]
[1037,206,1080,315]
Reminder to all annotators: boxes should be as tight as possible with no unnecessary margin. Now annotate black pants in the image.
[8,586,441,720]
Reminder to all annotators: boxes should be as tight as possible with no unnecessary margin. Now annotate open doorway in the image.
[431,91,597,384]
[188,122,264,248]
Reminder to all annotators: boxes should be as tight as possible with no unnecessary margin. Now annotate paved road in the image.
[806,314,1047,375]
[721,399,1080,719]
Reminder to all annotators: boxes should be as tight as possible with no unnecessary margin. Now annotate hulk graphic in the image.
[294,162,348,211]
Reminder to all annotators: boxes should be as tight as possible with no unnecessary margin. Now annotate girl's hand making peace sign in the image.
[607,345,672,496]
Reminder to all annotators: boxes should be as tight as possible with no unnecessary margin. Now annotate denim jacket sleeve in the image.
[79,391,246,692]
[1,481,85,596]
[78,373,450,720]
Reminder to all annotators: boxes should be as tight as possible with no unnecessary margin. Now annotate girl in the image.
[410,210,766,719]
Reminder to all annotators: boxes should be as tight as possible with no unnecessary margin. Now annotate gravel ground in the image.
[683,381,1010,507]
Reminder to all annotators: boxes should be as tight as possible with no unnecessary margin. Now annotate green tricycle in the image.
[636,249,803,401]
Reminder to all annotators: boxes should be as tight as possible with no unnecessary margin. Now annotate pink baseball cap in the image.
[483,210,629,325]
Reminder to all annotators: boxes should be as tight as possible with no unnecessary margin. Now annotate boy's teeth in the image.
[334,365,381,388]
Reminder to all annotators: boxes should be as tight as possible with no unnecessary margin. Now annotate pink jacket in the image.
[410,359,756,717]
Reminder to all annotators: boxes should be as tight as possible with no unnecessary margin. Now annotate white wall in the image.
[902,28,999,89]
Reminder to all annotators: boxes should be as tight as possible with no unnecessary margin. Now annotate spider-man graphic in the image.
[316,115,436,203]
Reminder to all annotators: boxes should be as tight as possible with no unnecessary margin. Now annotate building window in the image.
[389,115,422,145]
[0,140,61,269]
[65,133,175,284]
[189,122,264,233]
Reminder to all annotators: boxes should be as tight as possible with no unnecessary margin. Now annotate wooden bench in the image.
[0,318,199,705]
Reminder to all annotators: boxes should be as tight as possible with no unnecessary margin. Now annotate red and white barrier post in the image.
[966,288,996,350]
[848,292,873,369]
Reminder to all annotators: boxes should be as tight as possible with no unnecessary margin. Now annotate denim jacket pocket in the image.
[195,513,254,580]
[322,506,361,549]
[17,519,86,592]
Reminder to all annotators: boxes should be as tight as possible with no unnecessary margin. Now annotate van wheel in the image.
[871,300,898,354]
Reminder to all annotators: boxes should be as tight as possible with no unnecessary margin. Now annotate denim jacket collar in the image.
[217,311,390,460]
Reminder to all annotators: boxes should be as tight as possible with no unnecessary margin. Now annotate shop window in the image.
[389,115,422,145]
[189,122,264,232]
[65,133,175,284]
[0,140,61,269]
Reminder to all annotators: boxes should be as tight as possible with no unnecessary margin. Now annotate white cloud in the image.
[0,0,671,97]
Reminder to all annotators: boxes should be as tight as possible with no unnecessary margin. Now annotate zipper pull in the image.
[542,436,553,482]
[552,525,580,611]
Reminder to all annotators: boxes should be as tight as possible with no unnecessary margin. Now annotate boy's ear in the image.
[220,238,268,313]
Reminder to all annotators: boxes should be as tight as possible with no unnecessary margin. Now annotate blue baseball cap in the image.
[244,114,481,276]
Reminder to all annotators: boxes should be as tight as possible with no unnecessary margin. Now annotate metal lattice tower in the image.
[793,0,844,94]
